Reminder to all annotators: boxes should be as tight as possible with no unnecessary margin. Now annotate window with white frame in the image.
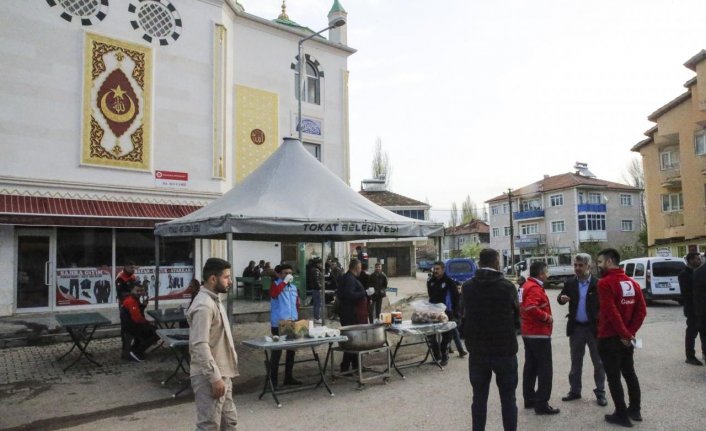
[492,227,500,237]
[587,192,602,204]
[578,213,606,231]
[696,133,706,156]
[502,203,509,214]
[577,192,585,204]
[503,226,512,236]
[303,142,321,161]
[621,220,634,231]
[660,149,680,170]
[661,193,683,212]
[551,220,566,233]
[549,194,564,207]
[520,198,542,211]
[620,194,633,206]
[520,223,538,235]
[491,206,499,215]
[295,60,321,105]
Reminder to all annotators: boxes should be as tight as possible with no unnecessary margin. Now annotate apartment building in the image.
[631,50,706,257]
[486,164,642,266]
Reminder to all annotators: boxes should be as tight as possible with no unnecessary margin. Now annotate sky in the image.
[241,0,705,224]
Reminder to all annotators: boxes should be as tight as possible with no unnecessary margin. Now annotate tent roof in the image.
[154,138,444,241]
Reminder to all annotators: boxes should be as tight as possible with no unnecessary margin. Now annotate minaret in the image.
[327,0,347,45]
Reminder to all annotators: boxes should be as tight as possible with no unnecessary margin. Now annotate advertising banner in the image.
[56,267,113,306]
[134,265,195,301]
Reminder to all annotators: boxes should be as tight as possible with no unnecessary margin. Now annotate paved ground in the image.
[3,276,704,431]
[0,275,427,430]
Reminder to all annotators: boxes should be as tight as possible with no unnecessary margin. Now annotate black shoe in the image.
[605,413,633,427]
[283,377,303,386]
[561,392,581,402]
[448,347,454,354]
[685,357,703,366]
[594,389,608,406]
[524,400,535,409]
[440,358,449,366]
[627,408,642,422]
[535,405,560,415]
[128,351,143,362]
[459,350,468,358]
[59,286,70,294]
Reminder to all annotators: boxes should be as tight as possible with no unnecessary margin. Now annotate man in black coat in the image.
[679,252,704,365]
[463,248,519,431]
[337,259,374,372]
[556,253,606,406]
[693,254,706,364]
[427,261,460,366]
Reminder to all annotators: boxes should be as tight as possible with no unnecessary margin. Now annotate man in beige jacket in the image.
[187,258,239,430]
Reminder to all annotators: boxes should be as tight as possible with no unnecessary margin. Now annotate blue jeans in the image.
[469,355,518,431]
[311,290,321,320]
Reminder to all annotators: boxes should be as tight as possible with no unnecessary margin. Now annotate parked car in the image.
[416,259,434,272]
[619,256,685,304]
[444,258,478,285]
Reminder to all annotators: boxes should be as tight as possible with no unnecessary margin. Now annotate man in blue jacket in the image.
[269,264,301,388]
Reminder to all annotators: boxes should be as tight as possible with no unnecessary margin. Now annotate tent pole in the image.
[154,235,160,310]
[226,233,234,327]
[321,241,326,325]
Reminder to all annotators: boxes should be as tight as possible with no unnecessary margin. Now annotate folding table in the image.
[385,320,457,378]
[55,312,112,372]
[156,328,191,397]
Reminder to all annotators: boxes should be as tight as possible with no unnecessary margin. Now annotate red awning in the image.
[0,194,202,228]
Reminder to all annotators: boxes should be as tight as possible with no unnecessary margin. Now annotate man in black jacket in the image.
[427,261,460,366]
[679,252,704,365]
[556,253,606,406]
[463,248,519,431]
[337,259,374,372]
[693,254,706,363]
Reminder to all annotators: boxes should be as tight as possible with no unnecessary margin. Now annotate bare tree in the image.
[449,202,459,227]
[622,157,646,228]
[371,137,391,187]
[461,195,480,223]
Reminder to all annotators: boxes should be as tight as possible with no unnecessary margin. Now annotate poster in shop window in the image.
[134,266,195,301]
[56,267,113,306]
[55,265,195,306]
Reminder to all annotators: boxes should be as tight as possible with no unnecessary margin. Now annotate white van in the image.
[619,257,686,303]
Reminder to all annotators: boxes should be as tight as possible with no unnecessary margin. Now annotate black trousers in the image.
[270,327,295,384]
[428,331,452,362]
[598,336,641,416]
[685,312,706,358]
[127,324,159,355]
[469,355,518,431]
[522,337,553,407]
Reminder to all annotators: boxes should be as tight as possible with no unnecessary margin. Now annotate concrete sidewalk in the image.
[0,275,429,430]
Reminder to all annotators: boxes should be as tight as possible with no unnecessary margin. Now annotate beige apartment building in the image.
[632,50,706,257]
[487,164,642,267]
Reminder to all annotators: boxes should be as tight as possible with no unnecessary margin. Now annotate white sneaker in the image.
[129,351,143,362]
[314,319,323,325]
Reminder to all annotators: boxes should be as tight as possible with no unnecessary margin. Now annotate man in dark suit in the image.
[556,253,606,406]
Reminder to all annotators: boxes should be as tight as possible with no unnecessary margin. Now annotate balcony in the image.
[578,230,607,242]
[659,170,682,190]
[663,212,684,228]
[513,209,544,220]
[577,204,606,213]
[515,234,546,248]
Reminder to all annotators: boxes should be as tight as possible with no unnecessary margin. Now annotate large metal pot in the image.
[338,323,386,351]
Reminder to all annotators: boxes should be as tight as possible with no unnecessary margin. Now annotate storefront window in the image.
[55,228,113,307]
[116,229,194,301]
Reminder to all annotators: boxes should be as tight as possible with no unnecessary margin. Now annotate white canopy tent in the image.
[153,137,444,320]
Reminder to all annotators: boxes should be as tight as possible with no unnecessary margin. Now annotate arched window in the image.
[293,55,323,105]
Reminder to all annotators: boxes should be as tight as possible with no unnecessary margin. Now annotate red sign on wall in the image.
[155,170,188,188]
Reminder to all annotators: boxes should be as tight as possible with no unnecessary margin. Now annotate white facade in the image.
[0,0,354,316]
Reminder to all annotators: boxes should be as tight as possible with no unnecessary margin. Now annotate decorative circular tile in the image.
[128,0,182,46]
[46,0,108,26]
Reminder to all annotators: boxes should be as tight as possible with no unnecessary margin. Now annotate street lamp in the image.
[297,18,346,142]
